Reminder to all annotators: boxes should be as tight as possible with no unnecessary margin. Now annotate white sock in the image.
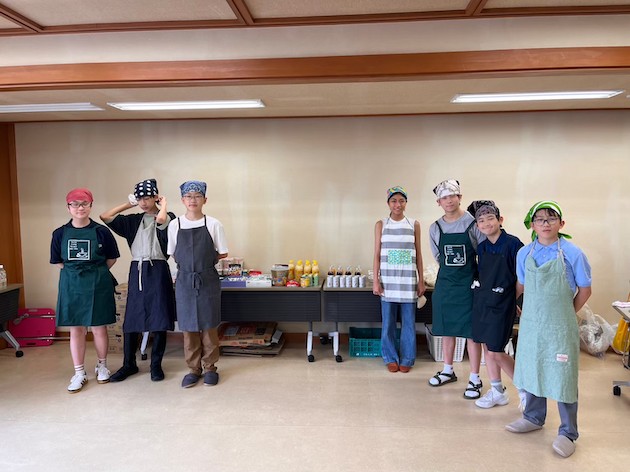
[469,373,481,384]
[442,364,454,375]
[74,365,85,375]
[97,358,107,367]
[491,380,504,393]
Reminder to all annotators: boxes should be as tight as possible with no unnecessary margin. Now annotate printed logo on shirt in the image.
[387,249,412,265]
[444,244,466,266]
[67,239,91,260]
[556,354,569,362]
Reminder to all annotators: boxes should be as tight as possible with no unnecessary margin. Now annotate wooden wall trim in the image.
[1,47,630,91]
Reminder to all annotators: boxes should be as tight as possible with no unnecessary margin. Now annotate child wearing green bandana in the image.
[506,201,591,459]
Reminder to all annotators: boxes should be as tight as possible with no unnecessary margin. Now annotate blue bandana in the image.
[180,180,207,197]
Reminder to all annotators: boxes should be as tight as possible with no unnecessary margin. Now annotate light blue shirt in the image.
[516,237,591,293]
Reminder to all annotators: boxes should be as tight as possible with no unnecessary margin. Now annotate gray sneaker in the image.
[67,371,88,393]
[181,373,201,388]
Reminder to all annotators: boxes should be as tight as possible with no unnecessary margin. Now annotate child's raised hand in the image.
[157,195,167,206]
[128,194,138,206]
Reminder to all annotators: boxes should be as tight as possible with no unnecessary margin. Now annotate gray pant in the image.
[523,391,578,441]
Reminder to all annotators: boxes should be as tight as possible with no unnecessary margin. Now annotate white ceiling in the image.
[1,0,630,122]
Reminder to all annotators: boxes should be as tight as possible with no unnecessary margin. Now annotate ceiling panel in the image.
[486,0,630,7]
[0,0,237,26]
[245,0,469,18]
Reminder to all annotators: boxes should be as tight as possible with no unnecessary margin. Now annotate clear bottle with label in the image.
[288,260,295,281]
[304,259,312,275]
[295,260,304,281]
[0,264,7,288]
[355,265,362,276]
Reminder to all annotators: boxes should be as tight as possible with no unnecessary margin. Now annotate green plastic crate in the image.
[349,327,400,357]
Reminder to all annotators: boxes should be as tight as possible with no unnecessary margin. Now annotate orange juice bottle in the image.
[295,260,304,281]
[304,260,312,275]
[288,260,295,281]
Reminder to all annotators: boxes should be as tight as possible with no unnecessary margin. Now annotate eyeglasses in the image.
[183,195,204,201]
[67,201,91,208]
[532,217,560,225]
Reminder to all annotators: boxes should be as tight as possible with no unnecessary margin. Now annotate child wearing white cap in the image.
[427,180,485,399]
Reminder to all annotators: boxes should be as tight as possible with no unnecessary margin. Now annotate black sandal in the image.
[429,371,458,387]
[463,380,483,399]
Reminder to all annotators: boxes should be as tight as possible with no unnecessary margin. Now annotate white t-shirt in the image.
[167,214,228,257]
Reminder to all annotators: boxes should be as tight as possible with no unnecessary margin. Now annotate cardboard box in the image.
[218,322,277,346]
[107,334,124,354]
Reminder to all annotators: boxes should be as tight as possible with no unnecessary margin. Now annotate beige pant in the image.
[183,328,219,375]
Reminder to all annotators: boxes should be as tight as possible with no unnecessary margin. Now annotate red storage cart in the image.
[8,308,56,347]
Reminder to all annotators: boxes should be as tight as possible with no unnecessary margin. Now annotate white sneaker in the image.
[475,387,509,409]
[518,389,527,412]
[95,364,111,384]
[67,371,88,393]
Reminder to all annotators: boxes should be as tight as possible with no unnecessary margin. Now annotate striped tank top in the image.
[379,217,418,303]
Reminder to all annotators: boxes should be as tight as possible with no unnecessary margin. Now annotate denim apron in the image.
[513,241,579,403]
[124,214,175,333]
[57,223,116,326]
[432,221,476,338]
[173,217,221,331]
[472,239,517,350]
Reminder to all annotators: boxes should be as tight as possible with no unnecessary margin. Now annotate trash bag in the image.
[577,304,615,358]
[423,263,438,287]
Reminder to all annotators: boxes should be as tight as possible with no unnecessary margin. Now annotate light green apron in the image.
[57,223,116,327]
[513,241,579,403]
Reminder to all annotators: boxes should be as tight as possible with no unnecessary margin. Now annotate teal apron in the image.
[513,241,579,403]
[56,223,116,327]
[432,221,477,338]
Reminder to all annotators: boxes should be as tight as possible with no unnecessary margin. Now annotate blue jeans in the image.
[523,391,579,441]
[380,300,416,367]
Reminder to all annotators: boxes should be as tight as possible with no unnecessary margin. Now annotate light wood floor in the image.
[1,338,629,472]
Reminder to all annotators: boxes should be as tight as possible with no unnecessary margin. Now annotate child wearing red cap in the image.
[50,188,120,393]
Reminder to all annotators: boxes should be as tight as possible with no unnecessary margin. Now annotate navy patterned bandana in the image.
[180,180,207,197]
[134,179,158,199]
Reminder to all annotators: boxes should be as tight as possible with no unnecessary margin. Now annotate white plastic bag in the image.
[577,304,615,358]
[423,263,438,287]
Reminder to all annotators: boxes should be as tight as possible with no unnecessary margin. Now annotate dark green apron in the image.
[432,220,477,338]
[56,223,116,327]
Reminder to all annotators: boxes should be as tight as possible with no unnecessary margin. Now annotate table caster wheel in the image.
[613,386,621,396]
[141,353,148,361]
[320,335,329,345]
[15,350,24,358]
[335,355,343,363]
[307,354,315,362]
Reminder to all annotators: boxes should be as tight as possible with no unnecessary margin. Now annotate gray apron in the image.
[173,216,221,331]
[513,241,579,403]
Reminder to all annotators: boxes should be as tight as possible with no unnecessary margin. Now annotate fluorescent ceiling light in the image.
[451,91,624,103]
[107,99,265,111]
[0,103,104,113]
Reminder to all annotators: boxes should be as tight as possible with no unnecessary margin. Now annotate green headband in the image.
[523,200,571,241]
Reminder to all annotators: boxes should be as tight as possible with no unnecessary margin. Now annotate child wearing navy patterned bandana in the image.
[100,179,176,382]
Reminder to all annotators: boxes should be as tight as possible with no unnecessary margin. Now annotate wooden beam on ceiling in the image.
[1,47,630,91]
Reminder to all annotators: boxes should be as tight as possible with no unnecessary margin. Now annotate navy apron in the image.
[432,221,476,338]
[174,217,221,331]
[471,241,516,351]
[124,215,175,333]
[57,223,116,327]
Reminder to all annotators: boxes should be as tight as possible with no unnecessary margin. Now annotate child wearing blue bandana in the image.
[167,180,229,388]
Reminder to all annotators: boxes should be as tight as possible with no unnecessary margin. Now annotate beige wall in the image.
[15,111,630,326]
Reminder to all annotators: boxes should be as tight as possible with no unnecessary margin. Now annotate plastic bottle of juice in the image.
[355,265,362,275]
[312,260,320,286]
[304,259,312,275]
[288,260,295,281]
[295,260,304,281]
